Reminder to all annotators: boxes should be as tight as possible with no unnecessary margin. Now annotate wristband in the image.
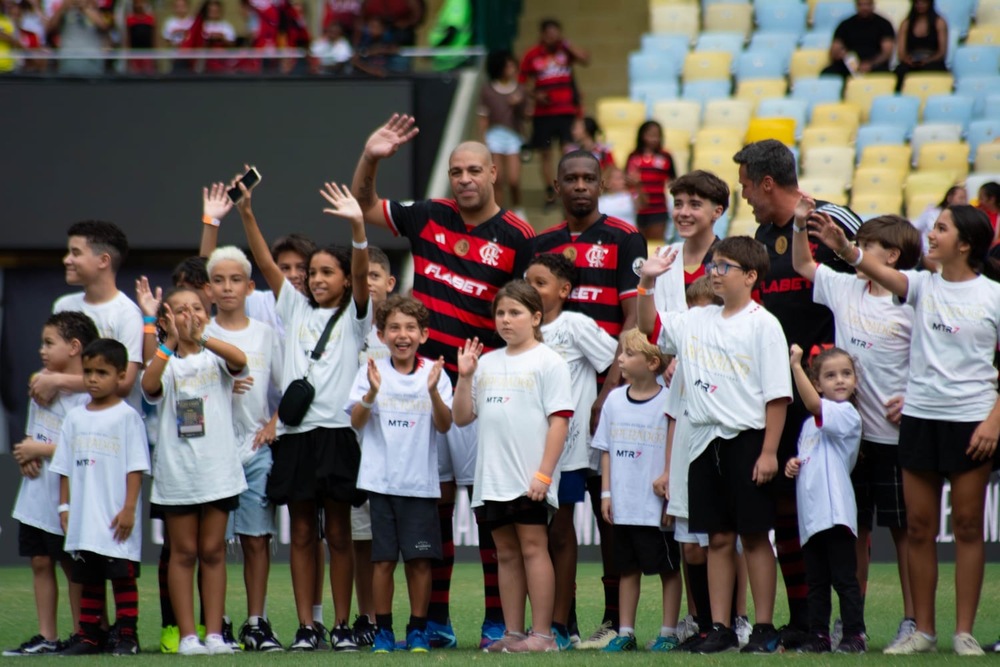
[600,491,612,500]
[534,471,552,486]
[143,325,156,335]
[143,315,156,324]
[202,213,221,227]
[155,350,170,362]
[792,224,806,233]
[360,398,375,409]
[199,332,210,348]
[848,246,864,267]
[637,285,652,296]
[58,503,70,514]
[158,343,173,358]
[352,239,368,250]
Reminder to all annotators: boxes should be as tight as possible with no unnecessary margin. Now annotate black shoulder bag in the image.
[277,312,339,426]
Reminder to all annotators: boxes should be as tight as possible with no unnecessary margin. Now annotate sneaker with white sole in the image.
[178,635,209,656]
[331,623,358,652]
[831,618,843,648]
[884,630,936,655]
[676,615,696,643]
[954,633,984,656]
[205,633,234,655]
[576,621,617,650]
[735,616,752,647]
[649,635,680,652]
[889,618,917,648]
[240,618,283,652]
[3,635,61,656]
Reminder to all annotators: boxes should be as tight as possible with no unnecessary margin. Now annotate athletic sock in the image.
[427,502,455,624]
[112,577,139,633]
[375,614,393,632]
[775,509,808,630]
[686,561,712,633]
[601,576,620,630]
[479,523,503,623]
[158,546,176,627]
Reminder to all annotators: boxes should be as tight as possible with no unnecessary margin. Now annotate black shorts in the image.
[475,497,551,530]
[853,440,906,530]
[70,551,140,585]
[151,495,239,517]
[529,114,574,150]
[636,212,668,230]
[688,429,776,535]
[267,427,366,507]
[899,415,989,474]
[613,524,680,575]
[18,523,69,561]
[368,492,442,562]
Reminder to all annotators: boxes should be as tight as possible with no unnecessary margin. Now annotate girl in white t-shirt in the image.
[141,287,248,655]
[808,205,1000,656]
[235,178,371,651]
[784,345,864,653]
[453,280,573,653]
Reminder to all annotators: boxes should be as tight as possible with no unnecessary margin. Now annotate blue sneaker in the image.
[603,635,637,652]
[480,620,506,649]
[425,620,457,649]
[406,628,430,653]
[649,635,680,652]
[372,628,395,654]
[553,626,573,651]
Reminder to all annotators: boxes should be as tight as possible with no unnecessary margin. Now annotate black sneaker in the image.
[741,623,781,653]
[674,631,708,653]
[331,623,358,652]
[313,621,330,650]
[796,633,832,653]
[695,624,739,654]
[352,615,376,647]
[835,633,868,653]
[3,635,61,656]
[221,616,242,651]
[289,625,319,651]
[778,624,811,650]
[59,633,102,656]
[110,631,140,656]
[240,618,283,652]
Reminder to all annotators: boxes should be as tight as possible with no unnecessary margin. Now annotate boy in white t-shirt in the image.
[791,210,921,648]
[346,295,453,652]
[524,251,617,648]
[50,339,150,656]
[4,312,98,657]
[637,236,792,654]
[205,246,284,652]
[592,329,681,652]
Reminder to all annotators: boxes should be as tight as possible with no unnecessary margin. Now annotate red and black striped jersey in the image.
[626,151,676,216]
[519,43,580,117]
[383,199,535,377]
[532,215,647,337]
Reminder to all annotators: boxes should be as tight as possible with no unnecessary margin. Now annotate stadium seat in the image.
[809,102,862,140]
[755,97,809,139]
[596,98,647,130]
[922,94,975,135]
[906,192,941,220]
[703,99,754,133]
[978,0,1000,25]
[695,31,746,62]
[630,81,681,108]
[692,148,741,185]
[967,172,1000,198]
[704,3,754,38]
[650,3,700,41]
[734,78,788,111]
[682,79,734,105]
[951,46,1000,79]
[917,142,971,178]
[745,117,796,146]
[735,51,788,82]
[843,73,897,122]
[629,51,682,83]
[858,144,912,175]
[695,126,746,152]
[910,123,964,164]
[905,171,958,210]
[797,176,848,206]
[789,49,831,81]
[790,76,843,114]
[747,32,798,70]
[755,1,808,38]
[800,29,834,49]
[683,51,734,82]
[970,119,1000,158]
[955,75,1000,118]
[855,124,907,161]
[652,99,703,138]
[850,192,904,218]
[803,146,856,188]
[812,1,855,31]
[975,143,1000,173]
[641,33,691,61]
[663,128,692,175]
[800,125,854,155]
[604,127,637,169]
[966,24,1000,46]
[868,95,921,137]
[852,167,905,195]
[938,0,976,38]
[900,72,955,111]
[875,0,910,30]
[702,0,750,4]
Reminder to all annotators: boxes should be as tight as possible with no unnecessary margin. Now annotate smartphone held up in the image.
[228,167,262,203]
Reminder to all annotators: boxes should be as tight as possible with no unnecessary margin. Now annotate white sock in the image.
[312,605,324,625]
[248,616,262,626]
[206,633,223,642]
[920,631,936,641]
[661,626,676,637]
[619,626,635,637]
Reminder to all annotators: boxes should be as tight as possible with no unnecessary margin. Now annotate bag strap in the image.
[310,312,339,361]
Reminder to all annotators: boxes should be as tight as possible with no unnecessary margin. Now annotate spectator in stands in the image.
[894,0,948,89]
[280,0,311,74]
[1,0,43,72]
[161,0,191,46]
[124,0,157,74]
[352,15,401,77]
[182,0,236,74]
[625,120,676,243]
[311,19,352,73]
[0,2,20,73]
[44,0,110,75]
[479,49,527,214]
[565,117,615,173]
[978,182,1000,230]
[361,0,422,47]
[520,18,590,210]
[821,0,895,79]
[322,0,360,42]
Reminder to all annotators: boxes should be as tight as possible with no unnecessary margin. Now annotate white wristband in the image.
[199,332,211,348]
[360,398,375,409]
[58,503,71,514]
[792,224,806,233]
[848,246,864,267]
[352,240,368,250]
[600,491,612,499]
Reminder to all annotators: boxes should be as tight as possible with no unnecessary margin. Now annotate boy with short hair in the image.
[50,339,150,656]
[791,210,920,648]
[524,252,617,649]
[4,312,99,657]
[637,236,792,654]
[345,295,453,653]
[592,328,681,652]
[205,245,284,652]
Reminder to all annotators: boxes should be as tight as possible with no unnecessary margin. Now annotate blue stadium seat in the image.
[812,1,856,32]
[747,32,797,71]
[790,76,843,114]
[629,51,682,82]
[755,97,810,139]
[754,1,808,38]
[968,119,1000,161]
[855,123,907,162]
[682,79,734,106]
[800,29,834,49]
[695,31,746,62]
[951,46,1000,79]
[869,95,921,138]
[922,94,975,135]
[735,51,788,81]
[640,33,690,62]
[630,80,680,108]
[939,0,976,39]
[956,75,1000,118]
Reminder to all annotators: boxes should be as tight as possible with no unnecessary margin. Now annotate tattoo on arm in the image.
[358,176,375,209]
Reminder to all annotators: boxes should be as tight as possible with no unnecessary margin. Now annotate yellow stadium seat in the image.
[803,146,856,188]
[905,170,957,209]
[916,142,970,178]
[976,142,1000,172]
[649,0,698,4]
[652,100,702,139]
[858,144,912,175]
[603,127,636,169]
[797,176,848,206]
[683,51,734,82]
[906,192,941,220]
[704,3,754,38]
[850,192,904,217]
[799,126,854,155]
[692,149,741,185]
[703,99,754,134]
[978,0,1000,25]
[844,74,897,122]
[809,102,862,139]
[745,117,796,146]
[966,24,1000,45]
[695,126,746,152]
[650,3,700,40]
[789,49,830,81]
[734,78,788,112]
[596,98,647,131]
[901,72,955,111]
[663,128,692,175]
[876,0,910,30]
[852,167,905,195]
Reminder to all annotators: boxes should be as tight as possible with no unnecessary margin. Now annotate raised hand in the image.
[320,182,364,228]
[160,302,180,346]
[794,193,816,229]
[457,338,483,379]
[135,276,162,318]
[203,182,233,221]
[807,210,851,254]
[229,166,255,217]
[427,356,445,393]
[364,114,419,161]
[640,246,679,280]
[366,357,382,394]
[789,343,804,367]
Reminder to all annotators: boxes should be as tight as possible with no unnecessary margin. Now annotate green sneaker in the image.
[160,625,180,654]
[603,634,637,652]
[649,635,680,652]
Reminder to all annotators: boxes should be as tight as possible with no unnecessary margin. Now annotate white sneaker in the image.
[831,618,843,648]
[576,621,618,650]
[954,633,985,656]
[735,616,752,648]
[205,633,234,655]
[888,618,917,648]
[178,635,209,656]
[676,614,696,643]
[884,630,937,655]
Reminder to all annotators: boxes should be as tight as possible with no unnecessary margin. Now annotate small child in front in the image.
[50,339,150,656]
[346,295,452,653]
[784,345,866,653]
[592,328,681,652]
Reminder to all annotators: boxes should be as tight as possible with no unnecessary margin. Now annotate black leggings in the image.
[802,525,865,637]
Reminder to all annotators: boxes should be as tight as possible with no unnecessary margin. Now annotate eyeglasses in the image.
[705,261,746,276]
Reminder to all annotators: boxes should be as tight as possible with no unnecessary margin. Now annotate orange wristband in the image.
[143,324,156,334]
[637,285,651,296]
[534,471,552,485]
[155,350,170,362]
[202,214,220,227]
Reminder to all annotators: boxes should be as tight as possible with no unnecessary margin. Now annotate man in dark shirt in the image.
[821,0,895,78]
